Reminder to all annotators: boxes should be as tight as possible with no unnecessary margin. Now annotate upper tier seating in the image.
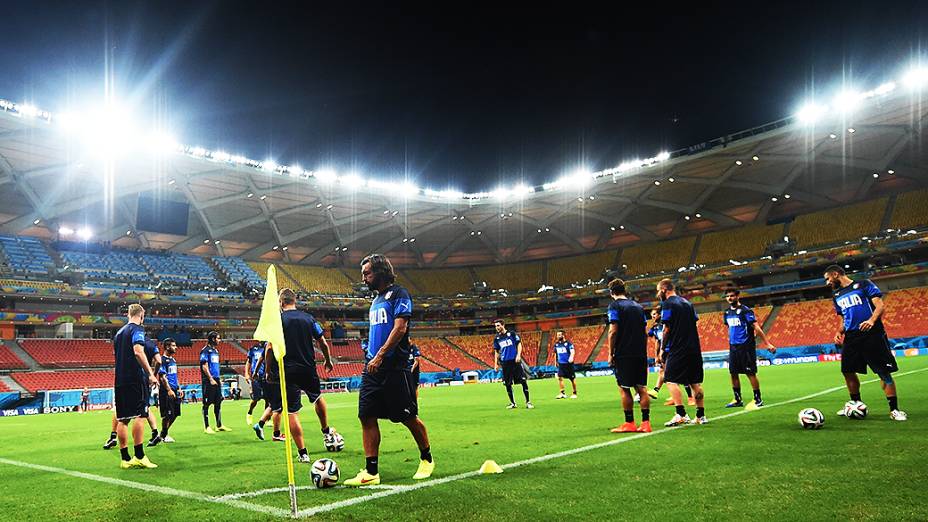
[546,250,617,287]
[695,224,784,266]
[399,268,474,295]
[283,264,354,295]
[214,257,265,290]
[0,235,54,276]
[19,339,112,368]
[0,342,28,370]
[474,262,543,292]
[620,236,698,276]
[889,189,928,231]
[789,198,887,249]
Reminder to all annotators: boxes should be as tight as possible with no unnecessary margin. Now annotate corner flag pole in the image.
[253,265,298,516]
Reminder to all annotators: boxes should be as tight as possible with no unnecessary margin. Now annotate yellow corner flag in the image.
[252,265,297,515]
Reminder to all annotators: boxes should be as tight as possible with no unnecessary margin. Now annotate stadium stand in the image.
[137,251,222,286]
[415,337,485,370]
[18,339,112,368]
[889,189,928,231]
[767,299,840,347]
[60,249,150,284]
[695,224,785,266]
[213,257,265,290]
[0,235,54,276]
[546,250,616,287]
[248,261,302,291]
[789,198,887,249]
[883,286,928,339]
[417,357,447,372]
[696,306,773,352]
[446,330,542,366]
[0,342,28,370]
[620,236,698,276]
[0,380,11,392]
[175,341,246,365]
[555,325,605,363]
[327,339,364,360]
[319,362,366,379]
[400,268,473,295]
[474,262,542,292]
[12,370,113,393]
[283,264,354,295]
[0,279,68,291]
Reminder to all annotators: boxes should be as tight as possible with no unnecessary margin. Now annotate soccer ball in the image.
[324,432,345,452]
[310,458,339,489]
[798,408,825,430]
[844,400,868,419]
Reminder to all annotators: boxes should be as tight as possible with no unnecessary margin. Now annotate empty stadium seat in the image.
[549,326,605,363]
[883,287,928,339]
[399,268,474,295]
[790,198,887,249]
[0,342,28,370]
[767,300,840,348]
[545,250,616,287]
[214,257,265,290]
[620,236,698,277]
[889,189,928,231]
[695,224,784,266]
[283,264,354,295]
[474,262,542,292]
[19,339,113,368]
[12,370,114,392]
[415,337,485,370]
[248,261,302,291]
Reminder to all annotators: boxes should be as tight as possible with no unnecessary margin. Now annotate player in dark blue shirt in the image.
[723,288,776,408]
[258,288,340,460]
[157,338,182,443]
[142,337,163,446]
[657,278,707,426]
[112,304,158,469]
[345,254,433,487]
[824,265,906,421]
[493,320,533,409]
[200,331,229,433]
[408,344,422,399]
[606,279,652,433]
[552,330,577,399]
[245,341,269,426]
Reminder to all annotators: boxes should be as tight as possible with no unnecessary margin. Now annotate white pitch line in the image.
[218,483,401,500]
[296,366,928,518]
[0,457,291,518]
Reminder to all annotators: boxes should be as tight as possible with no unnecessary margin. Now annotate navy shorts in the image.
[728,343,758,375]
[250,379,265,401]
[358,370,418,423]
[266,370,321,414]
[158,386,181,418]
[612,357,648,388]
[842,329,898,375]
[557,363,576,380]
[115,381,149,421]
[201,380,223,406]
[501,360,526,385]
[663,352,704,385]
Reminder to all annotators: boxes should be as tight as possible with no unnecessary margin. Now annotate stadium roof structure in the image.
[0,84,926,268]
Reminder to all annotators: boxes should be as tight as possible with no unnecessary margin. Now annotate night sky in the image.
[1,1,926,191]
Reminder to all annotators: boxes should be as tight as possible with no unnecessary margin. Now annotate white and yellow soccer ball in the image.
[310,458,340,489]
[325,432,345,452]
[798,408,825,429]
[843,400,868,419]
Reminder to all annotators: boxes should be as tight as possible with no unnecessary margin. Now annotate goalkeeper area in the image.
[2,358,927,520]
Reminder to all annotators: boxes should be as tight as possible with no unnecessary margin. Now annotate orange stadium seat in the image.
[417,357,446,372]
[415,337,485,371]
[18,339,113,368]
[0,380,10,392]
[327,339,365,360]
[767,300,840,348]
[883,287,928,339]
[12,370,114,392]
[173,341,246,366]
[0,342,28,369]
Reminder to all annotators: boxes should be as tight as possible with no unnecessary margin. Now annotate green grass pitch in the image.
[2,357,927,520]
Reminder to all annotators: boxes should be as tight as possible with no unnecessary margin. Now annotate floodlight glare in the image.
[58,226,74,236]
[903,67,928,90]
[796,102,828,124]
[77,227,93,240]
[314,168,338,184]
[832,90,862,114]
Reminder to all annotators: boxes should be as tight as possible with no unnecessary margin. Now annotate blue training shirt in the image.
[493,331,521,362]
[607,298,648,359]
[833,279,884,332]
[247,344,265,378]
[648,323,666,352]
[114,323,146,386]
[407,344,421,370]
[367,284,413,371]
[159,355,179,390]
[553,340,574,364]
[659,295,701,355]
[199,344,221,379]
[724,304,757,346]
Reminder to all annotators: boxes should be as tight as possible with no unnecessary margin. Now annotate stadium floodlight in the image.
[262,160,279,172]
[610,226,616,231]
[656,151,671,161]
[695,212,702,218]
[230,154,248,164]
[33,219,40,225]
[146,131,180,155]
[288,165,304,178]
[272,245,279,250]
[282,246,289,251]
[190,146,208,157]
[784,194,791,198]
[888,170,895,175]
[832,90,863,114]
[796,102,828,124]
[77,227,93,240]
[18,103,39,118]
[341,173,365,189]
[58,226,74,236]
[212,150,231,162]
[870,82,896,96]
[314,168,338,184]
[246,193,254,198]
[902,67,928,90]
